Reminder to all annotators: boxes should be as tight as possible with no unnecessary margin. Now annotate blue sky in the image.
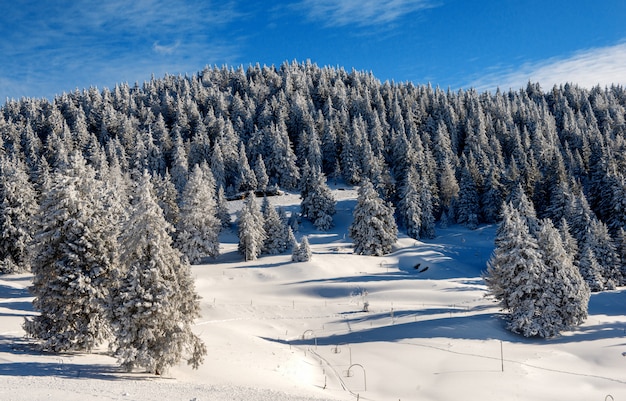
[2,0,626,100]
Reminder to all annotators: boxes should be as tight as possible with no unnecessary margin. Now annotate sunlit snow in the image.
[0,187,624,400]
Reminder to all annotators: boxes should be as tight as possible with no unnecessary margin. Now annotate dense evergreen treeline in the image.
[2,60,626,340]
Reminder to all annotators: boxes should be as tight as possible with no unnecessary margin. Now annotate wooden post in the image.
[500,340,504,372]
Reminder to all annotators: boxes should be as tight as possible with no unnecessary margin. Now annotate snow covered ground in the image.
[1,187,625,400]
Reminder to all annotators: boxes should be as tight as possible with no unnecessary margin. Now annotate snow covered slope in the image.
[1,187,625,400]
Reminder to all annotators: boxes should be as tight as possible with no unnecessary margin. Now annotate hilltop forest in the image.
[1,61,625,317]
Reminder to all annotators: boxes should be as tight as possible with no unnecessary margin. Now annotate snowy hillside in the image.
[1,187,625,401]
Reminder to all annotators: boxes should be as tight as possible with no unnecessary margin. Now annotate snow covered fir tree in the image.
[110,172,206,374]
[292,236,312,262]
[0,58,624,362]
[349,180,398,256]
[24,152,119,352]
[238,191,266,261]
[485,201,590,337]
[174,163,221,264]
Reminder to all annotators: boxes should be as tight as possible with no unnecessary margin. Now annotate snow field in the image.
[1,187,626,400]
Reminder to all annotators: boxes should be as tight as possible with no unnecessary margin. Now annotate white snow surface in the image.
[1,186,626,400]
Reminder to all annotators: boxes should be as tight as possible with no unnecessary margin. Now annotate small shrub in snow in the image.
[292,236,312,262]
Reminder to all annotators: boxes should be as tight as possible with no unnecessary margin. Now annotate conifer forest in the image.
[2,61,626,370]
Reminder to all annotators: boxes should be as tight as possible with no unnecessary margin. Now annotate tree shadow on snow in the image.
[266,307,626,347]
[0,361,125,380]
[292,271,423,286]
[0,283,30,299]
[0,335,46,356]
[588,288,626,317]
[0,283,34,316]
[0,335,152,381]
[263,313,515,346]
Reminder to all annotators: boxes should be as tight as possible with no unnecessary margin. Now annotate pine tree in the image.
[585,219,622,289]
[110,172,206,374]
[534,219,589,337]
[455,156,480,229]
[175,165,221,263]
[419,176,436,239]
[279,207,298,250]
[0,156,38,273]
[170,133,189,195]
[216,185,232,228]
[210,140,226,192]
[578,245,605,292]
[398,166,423,239]
[508,183,540,235]
[616,228,626,286]
[152,171,180,230]
[238,192,266,261]
[235,142,257,193]
[484,202,546,337]
[349,180,398,256]
[254,154,269,193]
[481,168,504,223]
[24,152,118,352]
[262,197,292,254]
[300,165,336,231]
[292,236,312,262]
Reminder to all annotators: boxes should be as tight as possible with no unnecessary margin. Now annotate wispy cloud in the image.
[152,41,182,55]
[296,0,437,27]
[0,0,243,99]
[469,42,626,92]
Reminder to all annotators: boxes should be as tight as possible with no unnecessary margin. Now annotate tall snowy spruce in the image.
[175,164,221,264]
[349,180,398,256]
[0,155,38,273]
[398,166,429,239]
[484,202,545,337]
[238,191,266,261]
[534,219,589,337]
[110,172,206,374]
[262,197,294,254]
[216,185,232,228]
[300,164,336,231]
[485,203,589,337]
[24,152,118,352]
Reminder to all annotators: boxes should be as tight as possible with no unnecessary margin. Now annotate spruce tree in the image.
[254,154,269,193]
[586,219,622,289]
[235,142,257,193]
[616,228,626,286]
[110,172,206,374]
[419,176,436,239]
[349,180,398,256]
[238,192,266,261]
[578,245,605,292]
[170,133,189,195]
[455,156,480,229]
[210,141,226,192]
[534,219,589,337]
[292,236,312,262]
[152,171,180,230]
[175,164,221,263]
[300,164,336,231]
[216,185,232,228]
[0,156,38,273]
[262,197,292,254]
[24,152,118,352]
[398,166,423,239]
[484,202,546,337]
